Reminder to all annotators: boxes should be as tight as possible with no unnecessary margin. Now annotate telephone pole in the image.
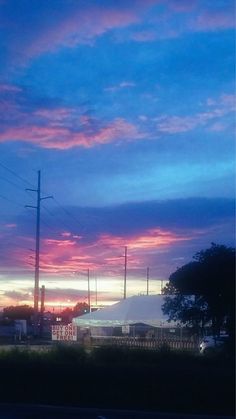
[124,246,127,299]
[26,170,52,335]
[146,267,149,296]
[40,285,45,337]
[95,276,98,306]
[87,268,91,312]
[40,285,45,315]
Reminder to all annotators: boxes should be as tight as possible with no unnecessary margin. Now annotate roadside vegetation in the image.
[0,345,234,416]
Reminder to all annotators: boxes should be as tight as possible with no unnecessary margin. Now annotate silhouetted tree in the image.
[59,302,89,323]
[163,244,235,338]
[3,305,34,323]
[60,307,73,323]
[73,302,89,316]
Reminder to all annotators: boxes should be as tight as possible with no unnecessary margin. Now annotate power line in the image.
[41,204,78,236]
[52,197,82,229]
[0,193,23,208]
[40,217,61,236]
[0,174,26,191]
[0,161,34,187]
[0,161,85,232]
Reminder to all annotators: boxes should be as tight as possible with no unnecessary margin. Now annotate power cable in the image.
[0,161,34,187]
[52,197,82,229]
[0,174,26,191]
[41,204,77,236]
[0,193,23,208]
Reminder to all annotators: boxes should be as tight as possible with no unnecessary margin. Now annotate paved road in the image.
[0,404,234,419]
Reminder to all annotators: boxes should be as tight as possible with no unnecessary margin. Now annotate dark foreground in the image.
[0,346,234,417]
[0,404,234,419]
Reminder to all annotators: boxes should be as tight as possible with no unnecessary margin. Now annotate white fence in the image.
[90,336,197,350]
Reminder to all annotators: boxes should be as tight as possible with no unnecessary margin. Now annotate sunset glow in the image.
[0,0,235,309]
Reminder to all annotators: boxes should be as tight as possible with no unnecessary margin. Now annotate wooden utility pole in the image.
[26,171,52,335]
[95,276,98,306]
[40,285,45,337]
[124,246,127,299]
[146,267,149,296]
[40,285,45,314]
[87,268,91,312]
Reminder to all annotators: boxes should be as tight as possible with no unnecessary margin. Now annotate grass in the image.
[0,345,234,415]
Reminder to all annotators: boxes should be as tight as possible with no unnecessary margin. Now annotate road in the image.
[0,404,234,419]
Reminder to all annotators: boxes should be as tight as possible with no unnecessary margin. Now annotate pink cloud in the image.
[156,111,225,134]
[4,223,17,228]
[0,84,22,93]
[208,122,227,132]
[34,107,74,122]
[61,232,72,238]
[155,93,235,134]
[3,225,192,276]
[97,228,192,252]
[0,118,145,149]
[206,94,235,110]
[38,237,101,274]
[220,94,235,108]
[24,6,140,59]
[130,30,158,42]
[44,238,76,247]
[168,0,198,13]
[156,115,198,134]
[3,1,233,70]
[104,81,136,92]
[194,10,235,31]
[19,1,169,60]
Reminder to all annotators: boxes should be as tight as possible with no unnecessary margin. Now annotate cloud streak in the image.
[1,0,234,69]
[1,197,234,274]
[0,86,234,149]
[155,94,235,134]
[0,118,144,149]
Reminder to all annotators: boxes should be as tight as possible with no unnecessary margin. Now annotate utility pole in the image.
[87,268,91,312]
[161,279,163,294]
[25,170,52,335]
[75,269,91,312]
[146,267,149,296]
[124,246,127,299]
[40,285,45,337]
[95,276,98,306]
[40,285,45,314]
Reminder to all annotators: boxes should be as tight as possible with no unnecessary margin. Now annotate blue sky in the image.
[0,0,235,309]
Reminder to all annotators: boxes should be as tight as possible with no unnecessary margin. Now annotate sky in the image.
[0,0,235,310]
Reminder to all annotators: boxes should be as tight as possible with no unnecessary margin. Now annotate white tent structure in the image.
[73,295,177,328]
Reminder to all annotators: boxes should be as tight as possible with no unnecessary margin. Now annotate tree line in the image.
[0,302,89,325]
